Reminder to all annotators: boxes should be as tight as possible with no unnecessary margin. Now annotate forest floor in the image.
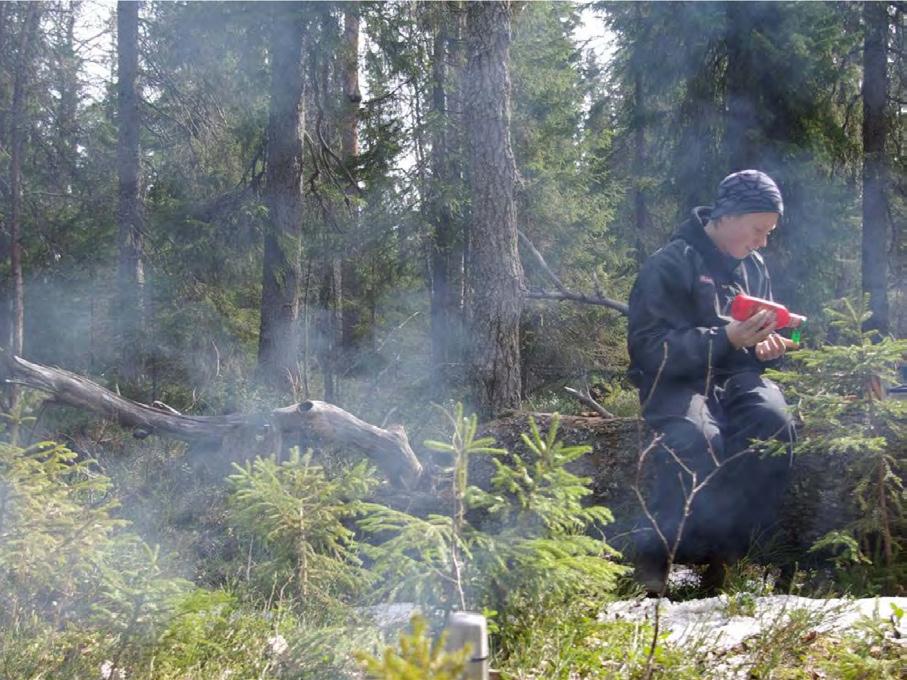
[601,591,907,679]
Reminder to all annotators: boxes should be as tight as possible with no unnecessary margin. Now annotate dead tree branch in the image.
[563,386,616,419]
[1,353,423,488]
[271,401,422,488]
[527,288,630,314]
[517,230,629,315]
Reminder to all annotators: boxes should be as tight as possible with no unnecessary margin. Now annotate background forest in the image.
[0,1,906,678]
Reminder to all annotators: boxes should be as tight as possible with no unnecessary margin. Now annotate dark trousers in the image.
[636,371,795,566]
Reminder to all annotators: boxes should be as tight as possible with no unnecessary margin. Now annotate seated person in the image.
[627,169,796,593]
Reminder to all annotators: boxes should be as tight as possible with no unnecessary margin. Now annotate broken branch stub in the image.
[272,400,423,488]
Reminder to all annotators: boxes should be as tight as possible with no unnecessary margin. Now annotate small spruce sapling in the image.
[766,296,907,578]
[358,403,504,610]
[227,448,378,615]
[360,406,625,626]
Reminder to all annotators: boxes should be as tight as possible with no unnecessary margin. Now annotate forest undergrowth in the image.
[1,299,906,679]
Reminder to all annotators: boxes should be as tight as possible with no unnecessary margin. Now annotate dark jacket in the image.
[627,207,776,398]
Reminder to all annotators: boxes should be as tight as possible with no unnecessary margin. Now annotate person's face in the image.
[713,212,779,259]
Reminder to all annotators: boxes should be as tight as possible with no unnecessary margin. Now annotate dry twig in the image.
[517,230,629,315]
[563,386,616,419]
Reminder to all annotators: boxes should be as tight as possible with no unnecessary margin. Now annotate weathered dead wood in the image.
[272,401,422,488]
[4,353,257,441]
[518,230,629,315]
[563,386,616,419]
[1,353,423,488]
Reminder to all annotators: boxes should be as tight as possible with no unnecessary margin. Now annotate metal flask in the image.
[445,611,489,680]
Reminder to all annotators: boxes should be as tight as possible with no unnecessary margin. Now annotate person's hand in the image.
[725,309,776,349]
[754,332,788,361]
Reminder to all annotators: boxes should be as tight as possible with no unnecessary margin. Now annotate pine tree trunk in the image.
[0,2,10,159]
[318,258,341,402]
[58,4,80,186]
[631,14,648,263]
[453,3,468,330]
[8,4,40,358]
[340,5,365,358]
[862,1,890,334]
[464,0,523,418]
[893,5,907,337]
[429,5,465,392]
[258,3,305,392]
[115,0,145,381]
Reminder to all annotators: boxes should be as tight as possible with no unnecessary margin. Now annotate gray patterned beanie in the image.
[710,170,784,220]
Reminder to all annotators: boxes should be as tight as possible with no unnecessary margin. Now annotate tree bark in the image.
[0,2,10,162]
[862,1,890,335]
[273,400,421,488]
[116,1,145,381]
[311,15,343,403]
[6,4,41,418]
[317,258,341,402]
[57,3,81,186]
[0,3,10,356]
[464,0,523,418]
[258,3,306,392]
[892,4,907,337]
[340,4,366,358]
[631,3,649,263]
[429,3,466,394]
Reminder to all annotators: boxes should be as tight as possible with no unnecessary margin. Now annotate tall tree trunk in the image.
[258,3,306,392]
[630,8,648,263]
[893,4,907,337]
[464,0,523,418]
[312,25,343,403]
[7,4,40,376]
[429,15,452,388]
[115,0,145,381]
[340,5,365,359]
[673,69,721,213]
[318,258,341,402]
[0,2,15,356]
[57,3,80,187]
[862,1,890,334]
[0,2,10,157]
[453,2,468,329]
[429,3,465,392]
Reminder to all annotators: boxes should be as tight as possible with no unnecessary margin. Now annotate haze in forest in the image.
[0,2,905,678]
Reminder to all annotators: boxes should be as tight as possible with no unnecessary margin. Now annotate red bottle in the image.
[730,293,806,329]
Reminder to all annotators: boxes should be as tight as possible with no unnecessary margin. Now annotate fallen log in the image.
[3,353,262,442]
[1,353,423,488]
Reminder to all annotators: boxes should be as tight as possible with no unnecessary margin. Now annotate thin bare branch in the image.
[563,386,616,418]
[518,229,570,295]
[526,289,630,314]
[518,230,629,315]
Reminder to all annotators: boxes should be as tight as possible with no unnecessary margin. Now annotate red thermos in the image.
[730,293,806,329]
